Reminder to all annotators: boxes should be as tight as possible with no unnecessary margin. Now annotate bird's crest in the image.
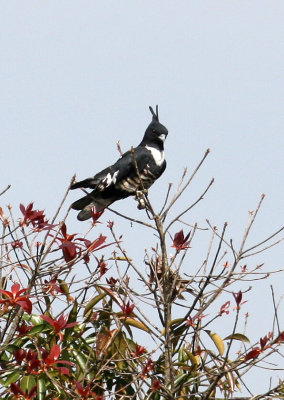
[149,105,159,122]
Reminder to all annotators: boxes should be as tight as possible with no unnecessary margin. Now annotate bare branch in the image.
[162,148,210,218]
[0,184,11,197]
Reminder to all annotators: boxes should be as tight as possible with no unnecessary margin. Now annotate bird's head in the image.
[141,105,168,147]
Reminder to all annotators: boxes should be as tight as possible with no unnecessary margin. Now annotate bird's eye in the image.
[152,129,156,133]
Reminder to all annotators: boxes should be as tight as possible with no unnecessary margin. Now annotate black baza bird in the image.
[71,106,168,221]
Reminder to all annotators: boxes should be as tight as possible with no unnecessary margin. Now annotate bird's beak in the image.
[158,133,167,142]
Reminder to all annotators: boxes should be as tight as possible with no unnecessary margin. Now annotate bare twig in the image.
[0,185,11,197]
[162,148,210,218]
[165,178,214,234]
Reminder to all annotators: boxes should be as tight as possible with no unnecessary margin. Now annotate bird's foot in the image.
[137,198,146,209]
[135,189,148,197]
[135,190,148,209]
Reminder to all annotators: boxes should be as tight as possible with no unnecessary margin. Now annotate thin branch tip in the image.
[0,185,11,197]
[116,141,123,156]
[70,174,77,186]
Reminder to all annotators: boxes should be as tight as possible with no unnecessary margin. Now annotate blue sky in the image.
[1,1,283,392]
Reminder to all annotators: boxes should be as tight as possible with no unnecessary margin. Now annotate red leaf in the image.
[91,208,104,224]
[277,331,284,343]
[19,202,50,230]
[233,291,242,306]
[260,333,272,350]
[120,301,135,317]
[11,240,23,249]
[11,282,21,295]
[14,349,26,363]
[17,299,32,314]
[49,344,61,361]
[61,222,67,238]
[132,344,147,357]
[219,301,230,316]
[95,257,108,277]
[17,322,32,336]
[141,358,155,377]
[10,383,24,396]
[244,348,261,361]
[171,229,190,251]
[152,378,162,392]
[0,282,33,314]
[56,366,71,375]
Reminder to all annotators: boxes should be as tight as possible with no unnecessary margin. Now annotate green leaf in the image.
[153,393,161,400]
[0,351,9,362]
[1,276,7,290]
[71,347,88,371]
[108,256,132,261]
[13,337,30,348]
[43,294,51,309]
[84,293,106,316]
[68,300,78,323]
[96,285,120,305]
[206,330,225,356]
[1,371,20,386]
[63,301,78,344]
[28,324,49,336]
[20,375,36,392]
[174,373,191,387]
[58,279,72,301]
[112,332,128,362]
[171,325,189,349]
[178,347,188,363]
[124,317,150,332]
[184,349,201,368]
[115,378,135,397]
[0,344,19,359]
[71,347,94,381]
[174,362,193,372]
[224,333,250,343]
[169,318,184,327]
[25,314,44,325]
[124,338,137,354]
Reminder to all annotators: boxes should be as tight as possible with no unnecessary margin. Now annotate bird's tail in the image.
[71,194,112,221]
[71,195,93,211]
[70,178,97,190]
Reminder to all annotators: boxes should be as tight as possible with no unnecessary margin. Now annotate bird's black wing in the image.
[71,146,153,192]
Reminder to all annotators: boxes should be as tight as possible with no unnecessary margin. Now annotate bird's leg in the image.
[135,189,148,210]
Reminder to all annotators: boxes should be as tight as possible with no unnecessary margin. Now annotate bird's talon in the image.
[135,190,143,199]
[137,198,146,209]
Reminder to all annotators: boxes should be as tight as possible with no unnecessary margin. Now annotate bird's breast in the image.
[145,145,165,167]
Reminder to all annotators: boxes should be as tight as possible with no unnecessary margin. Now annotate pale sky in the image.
[1,1,283,392]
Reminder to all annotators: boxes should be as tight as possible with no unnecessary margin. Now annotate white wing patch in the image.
[101,170,119,189]
[145,146,165,167]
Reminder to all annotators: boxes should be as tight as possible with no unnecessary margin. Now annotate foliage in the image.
[0,152,283,400]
